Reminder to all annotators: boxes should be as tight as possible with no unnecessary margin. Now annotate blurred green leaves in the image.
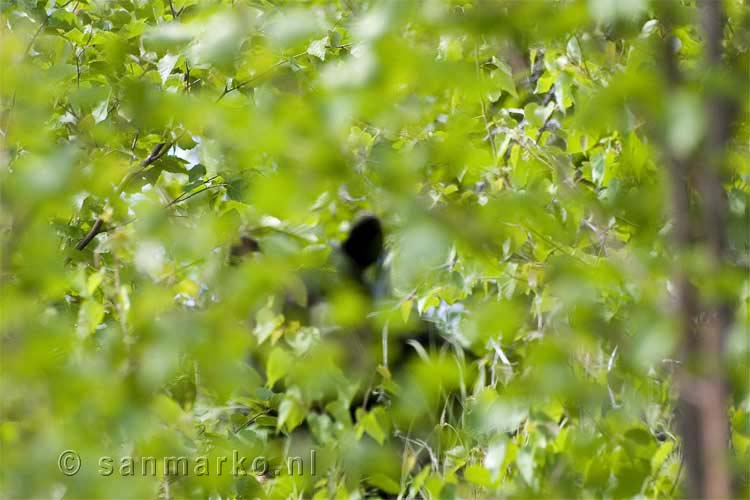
[1,0,748,499]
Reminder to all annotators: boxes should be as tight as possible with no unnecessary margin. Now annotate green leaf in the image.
[493,59,517,98]
[266,347,292,387]
[86,272,104,296]
[516,450,535,486]
[307,36,329,61]
[357,408,387,445]
[91,95,110,124]
[464,464,492,487]
[400,299,412,323]
[650,440,674,472]
[277,391,306,432]
[76,300,105,337]
[152,394,185,425]
[624,427,652,446]
[367,473,401,495]
[157,53,180,84]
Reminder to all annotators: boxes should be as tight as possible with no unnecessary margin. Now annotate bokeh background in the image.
[1,1,748,498]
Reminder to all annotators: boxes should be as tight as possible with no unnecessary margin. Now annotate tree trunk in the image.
[664,1,736,498]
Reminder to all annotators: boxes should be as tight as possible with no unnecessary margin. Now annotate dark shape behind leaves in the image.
[229,235,260,265]
[341,215,384,271]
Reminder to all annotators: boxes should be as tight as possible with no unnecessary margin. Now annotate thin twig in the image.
[669,455,684,497]
[23,11,54,56]
[165,183,226,208]
[76,142,169,250]
[165,175,220,207]
[23,0,78,97]
[75,218,103,251]
[217,51,307,101]
[75,48,81,88]
[573,34,593,80]
[522,222,587,265]
[168,0,177,18]
[474,44,498,162]
[233,409,272,433]
[184,61,191,93]
[142,142,168,168]
[534,89,558,145]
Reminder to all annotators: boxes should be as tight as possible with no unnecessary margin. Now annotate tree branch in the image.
[662,2,736,496]
[75,142,168,251]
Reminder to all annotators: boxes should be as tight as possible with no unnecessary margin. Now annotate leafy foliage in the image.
[1,1,748,498]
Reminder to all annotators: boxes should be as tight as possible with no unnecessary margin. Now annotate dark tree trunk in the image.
[663,1,736,498]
